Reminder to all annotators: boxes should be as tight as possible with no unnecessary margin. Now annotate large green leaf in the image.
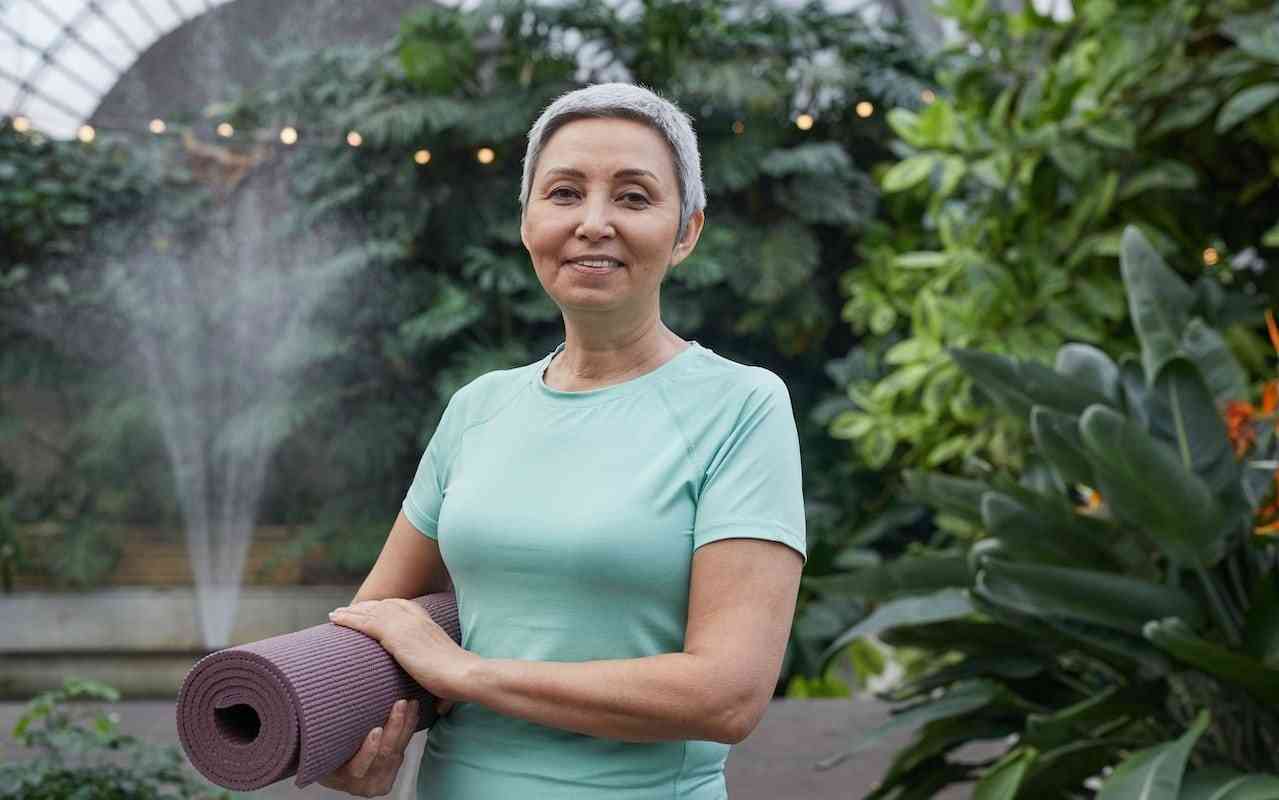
[1180,767,1279,799]
[1096,710,1209,800]
[1031,407,1095,488]
[1079,404,1226,568]
[821,588,974,666]
[1120,226,1195,383]
[1178,319,1250,404]
[948,348,1111,423]
[977,559,1204,635]
[1146,358,1240,496]
[1144,618,1279,705]
[979,490,1118,569]
[891,654,1044,701]
[1021,739,1129,797]
[902,470,987,523]
[1216,84,1279,134]
[1055,343,1121,406]
[816,681,1001,767]
[973,747,1037,800]
[1024,683,1164,750]
[1244,576,1279,668]
[802,555,969,602]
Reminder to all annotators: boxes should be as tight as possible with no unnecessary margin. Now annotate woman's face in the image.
[521,117,703,323]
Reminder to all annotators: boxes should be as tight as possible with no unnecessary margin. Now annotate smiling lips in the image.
[565,256,625,274]
[566,256,625,268]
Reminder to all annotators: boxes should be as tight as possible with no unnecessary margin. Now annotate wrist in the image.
[451,653,491,704]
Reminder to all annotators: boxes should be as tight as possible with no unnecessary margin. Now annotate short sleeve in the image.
[693,372,806,564]
[401,391,467,539]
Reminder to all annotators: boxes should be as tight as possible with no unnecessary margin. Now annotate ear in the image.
[669,209,706,270]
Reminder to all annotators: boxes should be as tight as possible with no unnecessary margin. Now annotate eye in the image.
[549,186,579,201]
[620,192,650,206]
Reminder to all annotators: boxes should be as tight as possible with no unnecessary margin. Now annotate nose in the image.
[575,194,615,241]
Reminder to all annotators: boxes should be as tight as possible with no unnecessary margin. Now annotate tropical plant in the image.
[831,0,1279,475]
[813,227,1279,797]
[0,678,235,799]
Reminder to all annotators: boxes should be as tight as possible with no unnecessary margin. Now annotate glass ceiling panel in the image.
[1,0,236,138]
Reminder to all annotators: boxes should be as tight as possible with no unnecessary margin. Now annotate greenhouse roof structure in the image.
[1,0,1072,141]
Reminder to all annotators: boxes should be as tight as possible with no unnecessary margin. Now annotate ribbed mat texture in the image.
[175,593,460,790]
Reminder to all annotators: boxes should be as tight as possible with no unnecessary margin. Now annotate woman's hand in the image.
[317,697,421,797]
[328,599,477,702]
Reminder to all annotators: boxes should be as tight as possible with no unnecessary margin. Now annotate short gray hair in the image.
[519,82,706,245]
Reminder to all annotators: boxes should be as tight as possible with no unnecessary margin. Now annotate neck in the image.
[551,311,686,386]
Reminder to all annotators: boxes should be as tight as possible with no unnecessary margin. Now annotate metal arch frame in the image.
[1,0,226,129]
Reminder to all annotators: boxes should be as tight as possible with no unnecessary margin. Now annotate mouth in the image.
[564,257,625,275]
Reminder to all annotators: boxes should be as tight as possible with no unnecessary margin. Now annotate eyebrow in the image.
[543,167,661,184]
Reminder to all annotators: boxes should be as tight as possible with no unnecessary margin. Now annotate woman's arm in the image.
[352,511,452,604]
[437,537,803,745]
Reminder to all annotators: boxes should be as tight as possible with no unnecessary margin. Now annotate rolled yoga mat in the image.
[175,592,460,790]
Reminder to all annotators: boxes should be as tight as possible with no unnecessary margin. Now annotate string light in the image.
[731,120,745,135]
[77,124,95,143]
[921,89,936,104]
[414,148,431,165]
[477,147,495,164]
[13,115,31,132]
[795,113,814,130]
[856,101,874,118]
[1204,247,1220,266]
[347,130,362,147]
[149,119,165,134]
[280,126,298,145]
[216,122,233,138]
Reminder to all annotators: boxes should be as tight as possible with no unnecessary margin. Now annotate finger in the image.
[393,699,420,752]
[381,700,409,758]
[350,727,382,779]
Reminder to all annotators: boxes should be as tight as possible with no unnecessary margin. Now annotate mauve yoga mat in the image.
[175,592,460,790]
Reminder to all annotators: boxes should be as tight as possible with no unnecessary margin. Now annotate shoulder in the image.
[440,357,543,431]
[656,344,794,423]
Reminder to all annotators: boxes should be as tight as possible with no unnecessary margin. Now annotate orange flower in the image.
[1225,400,1257,459]
[1267,309,1279,356]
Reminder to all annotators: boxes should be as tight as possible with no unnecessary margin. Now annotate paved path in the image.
[1,699,978,798]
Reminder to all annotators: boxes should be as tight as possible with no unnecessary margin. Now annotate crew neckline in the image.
[535,340,701,404]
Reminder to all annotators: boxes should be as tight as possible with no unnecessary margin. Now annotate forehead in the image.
[537,117,676,183]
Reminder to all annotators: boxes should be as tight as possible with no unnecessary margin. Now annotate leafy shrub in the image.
[0,678,233,800]
[814,227,1279,797]
[833,0,1279,474]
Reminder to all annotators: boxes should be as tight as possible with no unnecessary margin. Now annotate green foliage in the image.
[833,0,1279,474]
[817,227,1279,797]
[0,678,233,800]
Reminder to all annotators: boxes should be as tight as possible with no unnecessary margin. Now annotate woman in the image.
[321,82,806,799]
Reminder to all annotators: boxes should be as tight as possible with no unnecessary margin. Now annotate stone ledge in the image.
[1,585,359,653]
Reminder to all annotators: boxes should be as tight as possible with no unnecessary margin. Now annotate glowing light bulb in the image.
[149,119,166,134]
[795,113,814,130]
[731,120,745,135]
[856,101,874,118]
[921,89,937,104]
[1203,248,1220,267]
[217,122,233,138]
[347,131,362,147]
[77,125,95,143]
[13,116,31,132]
[414,148,431,165]
[477,147,495,164]
[280,126,298,145]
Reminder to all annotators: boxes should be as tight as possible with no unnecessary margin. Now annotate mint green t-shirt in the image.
[401,340,806,800]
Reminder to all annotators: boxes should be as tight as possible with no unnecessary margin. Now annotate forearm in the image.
[437,653,747,745]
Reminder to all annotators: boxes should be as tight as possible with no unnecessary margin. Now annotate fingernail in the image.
[372,727,382,739]
[395,699,406,712]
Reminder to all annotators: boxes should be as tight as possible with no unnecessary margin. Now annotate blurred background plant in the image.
[0,678,235,799]
[812,226,1279,797]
